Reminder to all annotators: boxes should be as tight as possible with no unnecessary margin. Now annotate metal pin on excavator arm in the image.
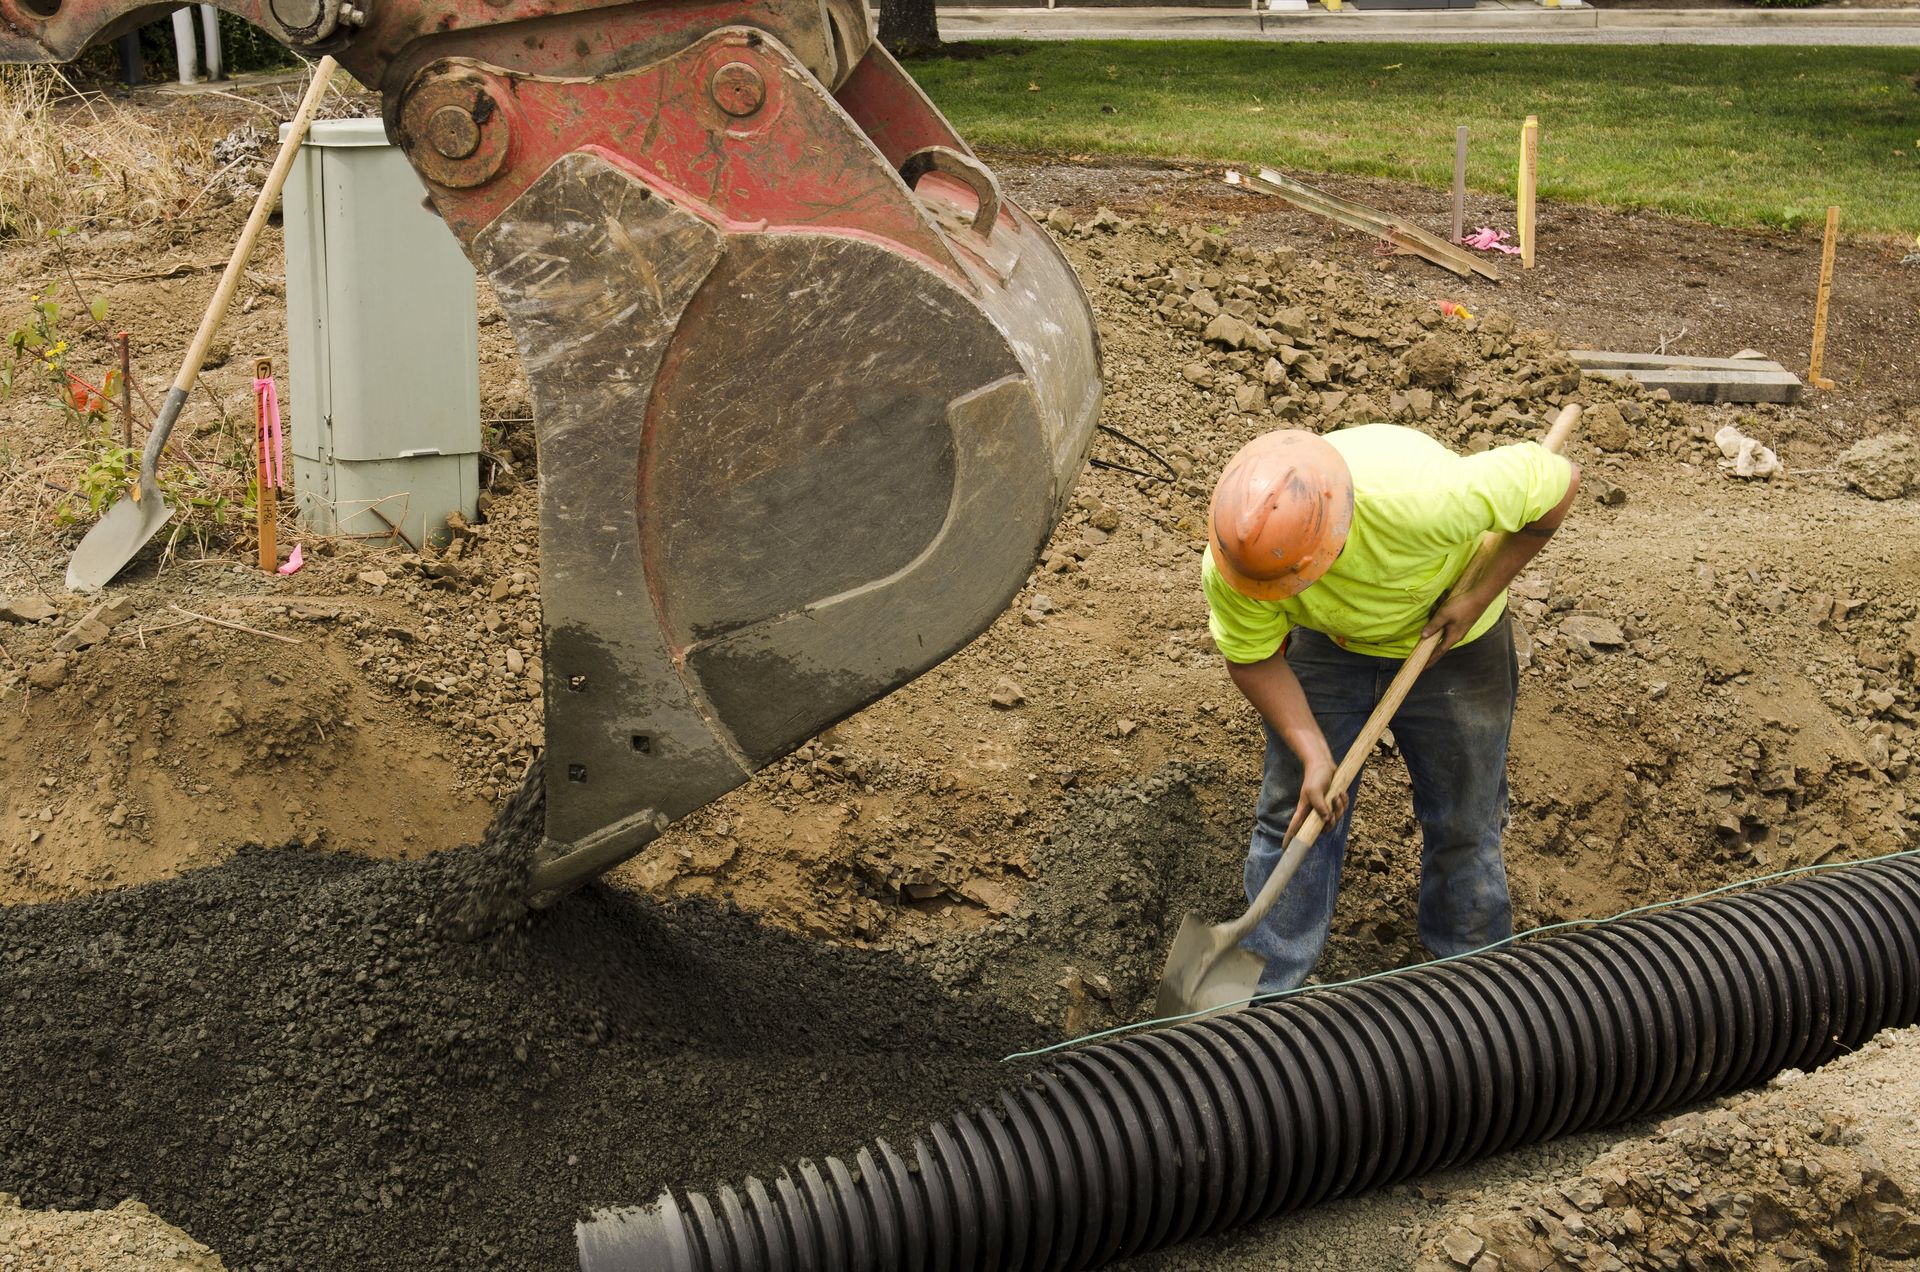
[2,0,1102,902]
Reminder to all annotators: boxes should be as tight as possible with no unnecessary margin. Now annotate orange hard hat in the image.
[1208,430,1353,601]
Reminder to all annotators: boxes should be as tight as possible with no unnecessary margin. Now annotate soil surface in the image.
[0,1193,226,1271]
[2,100,1918,1270]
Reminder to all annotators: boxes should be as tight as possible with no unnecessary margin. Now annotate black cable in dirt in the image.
[1091,423,1179,483]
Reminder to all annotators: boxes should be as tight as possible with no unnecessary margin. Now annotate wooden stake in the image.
[1451,126,1469,243]
[1807,205,1839,391]
[255,356,278,574]
[1518,115,1539,270]
[117,333,132,451]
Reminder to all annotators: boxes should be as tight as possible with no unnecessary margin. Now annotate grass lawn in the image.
[908,42,1920,236]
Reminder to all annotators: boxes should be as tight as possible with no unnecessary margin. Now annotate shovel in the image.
[67,56,338,593]
[1154,403,1583,1019]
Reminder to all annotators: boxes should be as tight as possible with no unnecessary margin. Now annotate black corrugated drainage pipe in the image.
[577,856,1920,1271]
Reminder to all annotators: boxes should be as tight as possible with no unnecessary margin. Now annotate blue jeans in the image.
[1245,612,1519,993]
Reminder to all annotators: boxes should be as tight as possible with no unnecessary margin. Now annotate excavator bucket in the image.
[0,0,1102,901]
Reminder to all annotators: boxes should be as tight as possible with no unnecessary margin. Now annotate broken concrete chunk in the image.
[1837,433,1919,501]
[1202,314,1271,353]
[1270,306,1311,340]
[1513,574,1552,602]
[52,596,138,653]
[958,877,1017,916]
[53,620,109,653]
[1441,1228,1486,1268]
[1590,476,1629,507]
[1560,615,1628,649]
[0,596,56,624]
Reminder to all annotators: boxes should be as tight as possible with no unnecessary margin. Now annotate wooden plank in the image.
[1569,350,1790,374]
[1580,366,1804,405]
[1255,167,1495,279]
[1243,167,1502,282]
[1808,205,1839,390]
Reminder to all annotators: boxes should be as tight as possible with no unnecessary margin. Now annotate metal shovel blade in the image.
[65,491,173,593]
[1154,909,1270,1020]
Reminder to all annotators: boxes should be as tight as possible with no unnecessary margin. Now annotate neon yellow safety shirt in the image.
[1202,423,1575,662]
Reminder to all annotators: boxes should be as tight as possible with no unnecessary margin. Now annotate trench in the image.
[580,855,1920,1271]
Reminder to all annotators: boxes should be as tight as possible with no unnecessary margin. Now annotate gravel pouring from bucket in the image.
[66,57,336,593]
[1154,403,1582,1019]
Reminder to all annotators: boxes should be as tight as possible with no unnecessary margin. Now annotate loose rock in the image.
[1837,433,1920,500]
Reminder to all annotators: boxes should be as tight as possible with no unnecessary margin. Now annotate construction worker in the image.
[1202,424,1579,992]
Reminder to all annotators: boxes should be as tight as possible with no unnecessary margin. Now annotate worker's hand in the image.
[1286,755,1348,844]
[1422,591,1490,662]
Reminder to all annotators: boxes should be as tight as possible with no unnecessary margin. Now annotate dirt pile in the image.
[1092,215,1627,454]
[0,793,1035,1271]
[1417,1027,1920,1272]
[0,1193,226,1271]
[584,205,1920,1039]
[0,585,492,903]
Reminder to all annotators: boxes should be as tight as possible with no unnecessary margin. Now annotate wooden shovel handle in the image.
[1226,403,1583,946]
[135,56,337,501]
[173,57,337,395]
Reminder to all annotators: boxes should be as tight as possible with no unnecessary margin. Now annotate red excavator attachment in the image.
[0,0,1102,901]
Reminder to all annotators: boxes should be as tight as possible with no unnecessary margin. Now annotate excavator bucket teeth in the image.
[426,35,1103,899]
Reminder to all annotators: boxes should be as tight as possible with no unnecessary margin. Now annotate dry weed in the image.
[0,67,227,238]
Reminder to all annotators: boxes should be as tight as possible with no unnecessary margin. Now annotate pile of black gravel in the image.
[0,795,1038,1269]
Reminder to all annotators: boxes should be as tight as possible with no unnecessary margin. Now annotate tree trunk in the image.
[877,0,942,58]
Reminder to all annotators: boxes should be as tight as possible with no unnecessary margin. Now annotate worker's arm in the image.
[1226,653,1349,841]
[1423,461,1582,659]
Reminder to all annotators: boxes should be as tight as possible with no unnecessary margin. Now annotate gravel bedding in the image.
[0,768,1035,1271]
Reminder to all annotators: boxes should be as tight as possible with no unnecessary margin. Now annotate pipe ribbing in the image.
[578,857,1920,1271]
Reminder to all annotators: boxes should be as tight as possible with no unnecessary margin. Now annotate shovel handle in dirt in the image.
[1153,403,1582,1018]
[67,56,336,592]
[136,56,336,504]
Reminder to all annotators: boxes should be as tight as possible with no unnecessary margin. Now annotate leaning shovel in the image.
[1154,403,1583,1019]
[67,56,338,593]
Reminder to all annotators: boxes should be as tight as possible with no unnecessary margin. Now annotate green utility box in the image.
[281,117,481,552]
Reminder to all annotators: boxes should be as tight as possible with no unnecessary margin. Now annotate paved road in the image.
[936,4,1920,44]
